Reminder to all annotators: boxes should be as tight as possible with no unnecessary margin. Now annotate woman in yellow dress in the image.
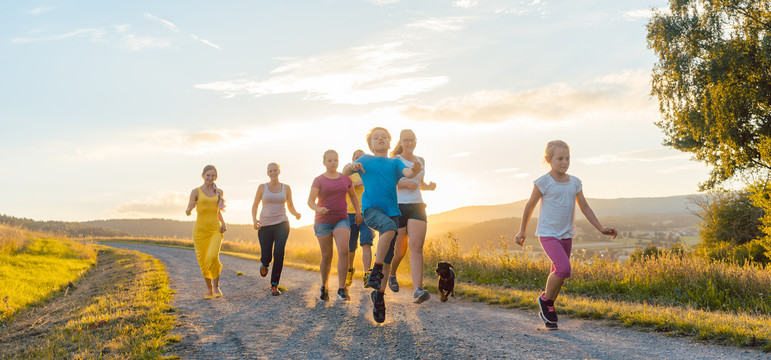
[185,164,227,299]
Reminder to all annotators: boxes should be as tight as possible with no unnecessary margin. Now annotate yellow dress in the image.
[193,187,224,279]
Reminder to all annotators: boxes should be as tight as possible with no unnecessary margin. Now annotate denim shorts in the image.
[362,207,399,235]
[313,218,350,237]
[348,213,374,249]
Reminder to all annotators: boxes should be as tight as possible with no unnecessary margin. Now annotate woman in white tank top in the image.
[387,129,437,303]
[251,162,302,296]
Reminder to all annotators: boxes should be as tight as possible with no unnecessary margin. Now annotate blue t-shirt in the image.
[354,154,407,216]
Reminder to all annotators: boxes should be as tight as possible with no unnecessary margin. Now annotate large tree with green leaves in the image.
[647,0,771,190]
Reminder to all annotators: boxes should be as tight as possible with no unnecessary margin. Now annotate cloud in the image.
[144,13,180,32]
[453,0,479,9]
[407,17,470,32]
[123,34,173,50]
[190,34,222,50]
[195,42,448,104]
[113,192,188,217]
[367,0,400,4]
[401,69,652,123]
[28,7,54,15]
[579,148,690,165]
[657,163,706,174]
[11,28,106,43]
[621,7,668,21]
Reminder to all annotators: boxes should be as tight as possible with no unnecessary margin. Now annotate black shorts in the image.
[398,203,427,228]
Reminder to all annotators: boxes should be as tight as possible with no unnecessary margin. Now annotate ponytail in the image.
[212,182,226,211]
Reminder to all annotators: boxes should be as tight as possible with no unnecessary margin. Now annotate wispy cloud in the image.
[191,34,222,50]
[113,192,188,217]
[453,0,479,9]
[144,13,179,32]
[11,28,106,43]
[195,42,448,104]
[407,17,470,32]
[657,163,706,174]
[580,148,690,165]
[28,6,54,15]
[401,69,652,123]
[367,0,400,4]
[621,7,668,21]
[123,34,172,50]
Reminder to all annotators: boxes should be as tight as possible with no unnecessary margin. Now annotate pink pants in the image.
[539,236,572,279]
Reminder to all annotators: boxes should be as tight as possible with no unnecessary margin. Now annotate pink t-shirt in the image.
[312,173,353,224]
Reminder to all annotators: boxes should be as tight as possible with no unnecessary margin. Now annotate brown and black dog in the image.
[435,262,455,302]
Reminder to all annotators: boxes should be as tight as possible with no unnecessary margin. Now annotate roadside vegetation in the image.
[0,224,177,359]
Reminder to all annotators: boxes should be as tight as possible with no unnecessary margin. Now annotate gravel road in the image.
[104,243,767,360]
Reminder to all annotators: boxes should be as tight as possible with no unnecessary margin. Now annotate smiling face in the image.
[399,130,417,154]
[266,163,280,180]
[547,146,570,175]
[202,169,217,184]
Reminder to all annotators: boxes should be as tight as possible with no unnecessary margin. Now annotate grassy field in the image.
[0,225,177,359]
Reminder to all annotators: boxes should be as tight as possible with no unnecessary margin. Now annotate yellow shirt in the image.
[346,173,364,214]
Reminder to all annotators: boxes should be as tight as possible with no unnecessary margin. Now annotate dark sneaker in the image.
[260,264,268,277]
[367,268,383,290]
[371,290,386,323]
[337,288,349,301]
[363,271,371,288]
[537,295,558,324]
[345,268,355,287]
[320,286,329,301]
[270,286,281,296]
[388,275,399,292]
[412,287,430,304]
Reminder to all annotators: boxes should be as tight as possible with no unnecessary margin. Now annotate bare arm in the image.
[347,185,363,225]
[185,188,198,216]
[515,185,543,246]
[397,179,419,190]
[342,162,364,176]
[402,159,422,178]
[217,189,226,233]
[307,186,328,215]
[251,185,264,229]
[285,185,302,220]
[576,190,617,238]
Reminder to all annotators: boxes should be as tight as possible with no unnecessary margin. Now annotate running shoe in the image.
[367,268,383,290]
[371,290,386,323]
[388,275,399,292]
[260,264,268,277]
[320,286,329,301]
[412,287,430,304]
[363,271,371,288]
[337,288,349,301]
[270,286,281,296]
[345,268,355,287]
[537,294,558,324]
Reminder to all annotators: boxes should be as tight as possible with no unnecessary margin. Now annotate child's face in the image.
[370,130,391,152]
[548,147,570,174]
[324,154,339,171]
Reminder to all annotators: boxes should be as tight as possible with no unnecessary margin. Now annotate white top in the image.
[396,155,424,204]
[259,183,289,226]
[534,173,582,239]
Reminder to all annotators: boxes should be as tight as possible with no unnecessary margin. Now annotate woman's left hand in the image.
[355,212,363,225]
[600,227,617,239]
[425,181,437,191]
[220,224,227,233]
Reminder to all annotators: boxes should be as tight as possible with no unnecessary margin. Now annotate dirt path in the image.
[104,243,765,360]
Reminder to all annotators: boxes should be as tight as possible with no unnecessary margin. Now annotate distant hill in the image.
[426,195,701,239]
[0,214,129,237]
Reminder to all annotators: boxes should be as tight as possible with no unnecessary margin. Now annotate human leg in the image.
[270,222,290,286]
[331,220,351,291]
[407,219,428,292]
[258,227,275,271]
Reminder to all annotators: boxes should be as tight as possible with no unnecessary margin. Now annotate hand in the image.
[405,182,419,191]
[411,160,422,174]
[355,212,363,225]
[316,207,329,215]
[220,224,227,233]
[601,227,617,239]
[425,181,437,191]
[514,231,525,246]
[350,162,365,173]
[294,212,302,220]
[253,220,261,230]
[185,208,192,216]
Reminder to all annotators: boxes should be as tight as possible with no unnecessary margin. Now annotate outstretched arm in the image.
[576,191,616,238]
[402,159,422,178]
[515,185,542,246]
[342,162,364,176]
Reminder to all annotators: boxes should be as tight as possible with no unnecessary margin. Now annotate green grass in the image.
[0,237,97,321]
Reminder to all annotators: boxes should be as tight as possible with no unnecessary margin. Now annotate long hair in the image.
[390,129,415,158]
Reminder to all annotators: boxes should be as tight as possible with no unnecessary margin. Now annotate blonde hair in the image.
[390,129,415,157]
[323,149,338,161]
[352,149,365,160]
[201,165,225,211]
[202,164,217,178]
[267,162,280,170]
[544,140,570,163]
[366,127,391,152]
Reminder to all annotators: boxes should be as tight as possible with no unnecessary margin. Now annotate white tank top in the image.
[396,155,424,204]
[259,183,289,226]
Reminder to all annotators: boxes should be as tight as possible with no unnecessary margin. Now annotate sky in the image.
[0,0,709,227]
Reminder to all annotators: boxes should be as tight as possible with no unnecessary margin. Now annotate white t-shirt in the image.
[396,155,425,204]
[534,173,582,239]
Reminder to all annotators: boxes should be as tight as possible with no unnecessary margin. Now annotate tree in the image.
[647,0,771,190]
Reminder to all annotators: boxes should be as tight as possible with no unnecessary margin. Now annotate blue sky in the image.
[0,0,707,226]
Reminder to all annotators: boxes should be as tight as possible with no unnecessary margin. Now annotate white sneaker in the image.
[412,287,430,304]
